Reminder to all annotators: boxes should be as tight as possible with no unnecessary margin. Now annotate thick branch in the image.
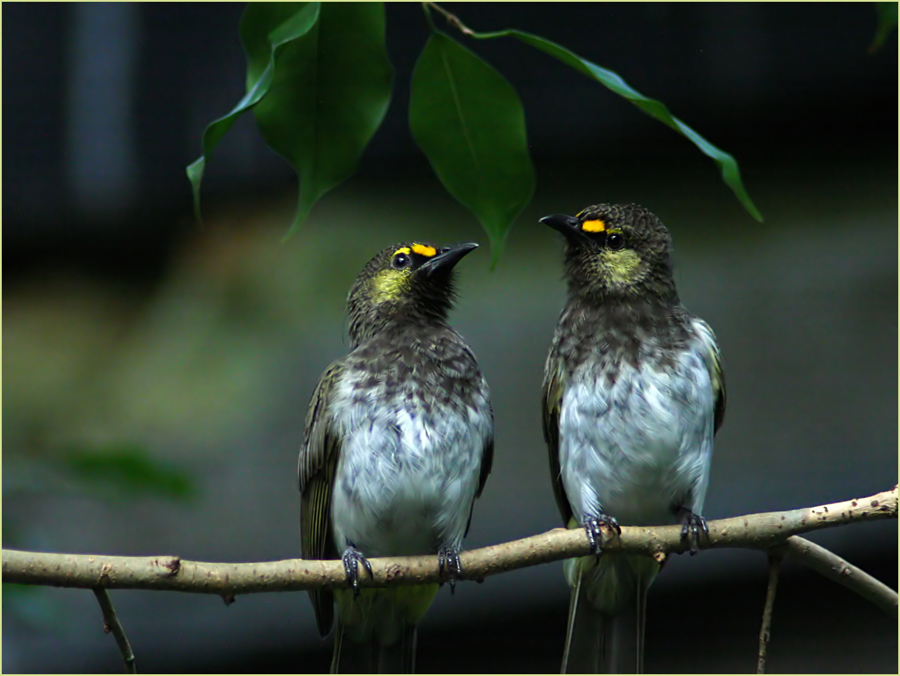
[3,487,896,599]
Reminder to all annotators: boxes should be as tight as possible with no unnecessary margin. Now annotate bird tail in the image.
[330,619,417,673]
[330,586,437,673]
[561,554,656,673]
[561,562,607,673]
[376,623,417,673]
[330,619,370,673]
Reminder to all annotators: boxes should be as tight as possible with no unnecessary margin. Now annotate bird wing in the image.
[463,391,495,537]
[463,353,493,536]
[476,377,494,499]
[542,353,573,525]
[692,318,727,434]
[299,360,344,637]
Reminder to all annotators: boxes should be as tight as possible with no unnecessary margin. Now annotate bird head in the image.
[347,241,478,345]
[541,203,677,302]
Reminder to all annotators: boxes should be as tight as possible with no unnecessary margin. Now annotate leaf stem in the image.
[421,2,437,32]
[426,3,474,35]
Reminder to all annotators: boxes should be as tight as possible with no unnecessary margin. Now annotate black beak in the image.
[540,214,594,246]
[419,242,479,276]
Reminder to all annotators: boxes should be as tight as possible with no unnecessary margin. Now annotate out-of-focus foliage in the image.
[60,444,196,502]
[870,2,898,52]
[189,2,762,258]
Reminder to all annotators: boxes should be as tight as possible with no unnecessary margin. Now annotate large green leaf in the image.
[870,2,898,52]
[251,2,393,237]
[472,29,762,222]
[410,33,535,262]
[186,3,321,223]
[240,3,321,89]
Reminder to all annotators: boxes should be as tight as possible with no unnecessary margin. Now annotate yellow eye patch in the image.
[371,269,409,303]
[600,248,642,285]
[582,219,606,233]
[393,247,412,257]
[411,243,437,257]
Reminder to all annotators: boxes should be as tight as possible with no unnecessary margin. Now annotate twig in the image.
[3,487,896,602]
[774,535,898,618]
[756,552,782,674]
[425,2,475,36]
[93,588,137,673]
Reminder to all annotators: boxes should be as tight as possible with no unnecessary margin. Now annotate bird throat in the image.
[560,295,691,372]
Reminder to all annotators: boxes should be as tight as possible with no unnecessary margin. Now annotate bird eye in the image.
[391,253,411,269]
[607,233,625,251]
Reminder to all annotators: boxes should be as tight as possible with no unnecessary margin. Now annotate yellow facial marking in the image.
[411,243,437,257]
[600,248,642,285]
[371,269,410,303]
[393,247,411,257]
[582,219,606,233]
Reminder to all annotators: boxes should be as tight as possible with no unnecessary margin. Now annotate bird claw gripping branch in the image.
[342,544,373,597]
[677,509,709,555]
[584,514,622,556]
[438,547,463,594]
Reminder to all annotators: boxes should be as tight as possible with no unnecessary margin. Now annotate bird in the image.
[539,203,726,673]
[299,241,493,674]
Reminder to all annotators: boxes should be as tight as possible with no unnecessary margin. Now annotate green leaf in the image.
[251,2,393,238]
[472,29,762,222]
[870,2,898,53]
[240,3,321,89]
[410,33,535,263]
[186,3,321,223]
[61,444,196,501]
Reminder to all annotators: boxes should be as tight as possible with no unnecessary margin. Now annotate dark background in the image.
[3,3,897,673]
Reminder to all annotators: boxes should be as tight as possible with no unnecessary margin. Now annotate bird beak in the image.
[540,214,595,246]
[419,242,479,276]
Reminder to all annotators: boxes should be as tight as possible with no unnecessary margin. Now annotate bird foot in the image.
[438,547,462,594]
[677,508,708,555]
[583,514,621,556]
[342,543,373,597]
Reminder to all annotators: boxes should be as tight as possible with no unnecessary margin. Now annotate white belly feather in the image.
[560,348,715,527]
[329,375,490,558]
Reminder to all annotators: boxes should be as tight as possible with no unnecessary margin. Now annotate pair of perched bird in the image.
[298,203,726,673]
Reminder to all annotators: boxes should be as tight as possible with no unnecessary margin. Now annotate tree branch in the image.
[756,552,782,674]
[775,535,898,618]
[93,588,137,673]
[4,487,896,605]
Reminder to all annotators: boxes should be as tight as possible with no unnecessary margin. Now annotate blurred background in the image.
[3,2,897,673]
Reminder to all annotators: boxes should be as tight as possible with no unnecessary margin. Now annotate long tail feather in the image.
[562,557,656,673]
[606,602,638,673]
[562,566,605,673]
[635,575,649,674]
